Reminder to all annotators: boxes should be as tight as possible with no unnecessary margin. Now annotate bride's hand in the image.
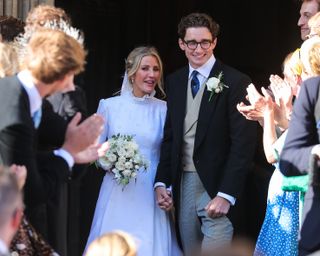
[155,186,173,211]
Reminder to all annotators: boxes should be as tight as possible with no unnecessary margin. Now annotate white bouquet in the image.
[97,134,149,188]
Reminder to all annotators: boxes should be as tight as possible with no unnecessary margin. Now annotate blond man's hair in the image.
[85,230,137,256]
[24,29,86,84]
[0,42,19,77]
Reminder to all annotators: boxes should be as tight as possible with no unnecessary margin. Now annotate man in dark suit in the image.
[37,85,89,256]
[155,13,257,254]
[0,29,104,237]
[280,76,320,256]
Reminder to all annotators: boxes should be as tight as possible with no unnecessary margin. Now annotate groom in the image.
[155,13,256,254]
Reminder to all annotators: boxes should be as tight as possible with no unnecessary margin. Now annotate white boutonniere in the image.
[206,72,228,102]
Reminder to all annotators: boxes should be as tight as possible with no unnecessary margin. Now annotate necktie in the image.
[32,108,42,129]
[191,70,200,98]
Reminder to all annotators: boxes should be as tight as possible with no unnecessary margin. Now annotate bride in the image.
[85,46,181,256]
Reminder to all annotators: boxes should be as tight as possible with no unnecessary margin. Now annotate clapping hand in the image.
[237,83,268,124]
[62,112,105,163]
[269,74,292,129]
[269,74,293,108]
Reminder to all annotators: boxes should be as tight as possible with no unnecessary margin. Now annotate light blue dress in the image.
[85,91,181,256]
[254,131,299,256]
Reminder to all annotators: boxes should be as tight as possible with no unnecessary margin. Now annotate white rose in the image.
[125,161,133,169]
[206,77,220,91]
[215,87,221,93]
[131,172,137,178]
[122,169,132,177]
[107,153,117,163]
[126,148,135,158]
[128,141,139,150]
[118,156,126,163]
[115,161,125,170]
[98,157,112,170]
[118,148,127,157]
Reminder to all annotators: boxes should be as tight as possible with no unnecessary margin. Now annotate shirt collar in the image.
[0,239,9,254]
[17,70,42,116]
[188,54,216,79]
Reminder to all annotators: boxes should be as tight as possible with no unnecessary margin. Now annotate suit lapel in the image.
[194,59,224,150]
[171,67,188,138]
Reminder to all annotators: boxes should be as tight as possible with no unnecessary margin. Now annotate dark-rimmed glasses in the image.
[183,39,213,50]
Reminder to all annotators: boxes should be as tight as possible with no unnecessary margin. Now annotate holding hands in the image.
[155,186,173,211]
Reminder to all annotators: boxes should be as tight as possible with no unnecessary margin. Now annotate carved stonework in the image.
[0,0,54,20]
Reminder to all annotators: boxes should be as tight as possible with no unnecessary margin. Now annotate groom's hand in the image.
[205,196,231,218]
[155,186,173,211]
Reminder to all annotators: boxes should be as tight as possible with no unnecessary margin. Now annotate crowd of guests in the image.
[0,0,320,256]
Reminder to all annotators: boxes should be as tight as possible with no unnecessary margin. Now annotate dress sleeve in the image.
[96,99,108,143]
[272,130,288,162]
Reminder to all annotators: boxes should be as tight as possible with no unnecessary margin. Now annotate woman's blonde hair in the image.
[282,49,302,77]
[125,46,165,97]
[85,230,137,256]
[308,42,320,75]
[23,29,86,84]
[301,36,320,76]
[0,42,19,78]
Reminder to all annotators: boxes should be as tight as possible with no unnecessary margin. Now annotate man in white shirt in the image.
[0,29,105,235]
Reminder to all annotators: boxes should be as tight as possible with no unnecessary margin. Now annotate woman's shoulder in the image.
[150,97,167,109]
[98,95,122,105]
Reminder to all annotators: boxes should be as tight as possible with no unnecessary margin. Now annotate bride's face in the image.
[132,55,160,97]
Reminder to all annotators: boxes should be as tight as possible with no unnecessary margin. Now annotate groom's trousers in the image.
[179,171,233,255]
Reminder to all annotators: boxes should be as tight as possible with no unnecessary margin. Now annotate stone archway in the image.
[0,0,54,20]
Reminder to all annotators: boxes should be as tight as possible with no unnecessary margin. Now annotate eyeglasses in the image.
[183,39,213,50]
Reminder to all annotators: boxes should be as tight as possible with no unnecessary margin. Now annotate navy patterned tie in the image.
[191,70,200,98]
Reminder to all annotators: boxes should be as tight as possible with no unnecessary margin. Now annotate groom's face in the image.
[179,27,216,69]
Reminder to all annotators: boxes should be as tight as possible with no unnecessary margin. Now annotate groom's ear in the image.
[178,38,185,50]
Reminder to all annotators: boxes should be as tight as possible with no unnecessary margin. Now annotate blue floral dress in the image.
[254,131,299,256]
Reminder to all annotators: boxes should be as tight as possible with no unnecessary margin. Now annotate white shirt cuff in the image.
[311,144,320,155]
[217,192,236,206]
[154,182,166,189]
[54,148,74,169]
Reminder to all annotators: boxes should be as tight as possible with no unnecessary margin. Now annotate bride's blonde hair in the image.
[125,46,165,97]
